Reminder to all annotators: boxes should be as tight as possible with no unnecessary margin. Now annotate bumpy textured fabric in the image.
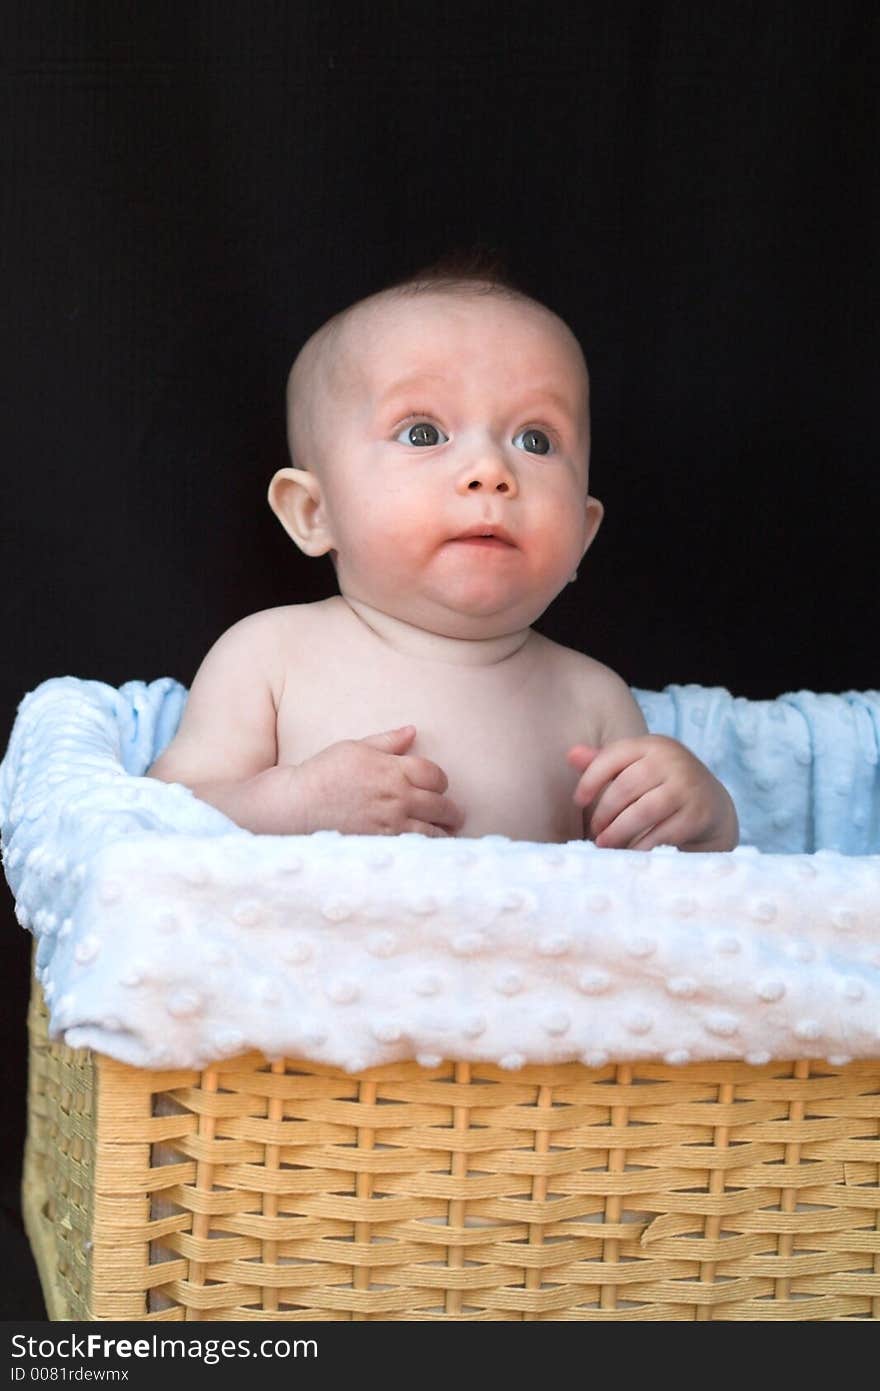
[1,676,879,1070]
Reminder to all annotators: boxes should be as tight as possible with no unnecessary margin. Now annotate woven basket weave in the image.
[22,977,880,1321]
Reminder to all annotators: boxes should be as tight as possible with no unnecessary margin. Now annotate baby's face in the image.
[296,291,602,638]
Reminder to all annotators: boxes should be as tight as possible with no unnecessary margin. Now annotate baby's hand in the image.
[289,725,464,837]
[566,735,738,852]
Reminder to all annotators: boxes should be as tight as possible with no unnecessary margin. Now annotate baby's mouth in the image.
[448,525,517,549]
[451,537,514,549]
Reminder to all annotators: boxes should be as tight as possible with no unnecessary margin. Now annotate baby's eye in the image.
[395,420,449,447]
[513,427,553,455]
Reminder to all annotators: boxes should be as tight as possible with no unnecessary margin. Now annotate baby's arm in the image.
[567,667,738,851]
[145,610,295,832]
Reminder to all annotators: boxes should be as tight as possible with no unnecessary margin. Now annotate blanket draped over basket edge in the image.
[1,676,879,1071]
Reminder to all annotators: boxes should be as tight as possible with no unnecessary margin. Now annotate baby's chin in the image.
[352,585,547,639]
[424,570,567,630]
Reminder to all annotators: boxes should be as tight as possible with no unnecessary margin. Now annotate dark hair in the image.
[379,244,532,302]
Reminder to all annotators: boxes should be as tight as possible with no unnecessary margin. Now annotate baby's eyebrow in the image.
[523,386,576,416]
[378,372,449,404]
[377,376,575,418]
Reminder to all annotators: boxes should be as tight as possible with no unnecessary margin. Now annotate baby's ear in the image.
[267,467,335,557]
[579,494,604,561]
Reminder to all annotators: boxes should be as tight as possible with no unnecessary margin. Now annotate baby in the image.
[147,256,738,851]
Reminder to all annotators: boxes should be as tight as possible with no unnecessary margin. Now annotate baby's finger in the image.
[628,808,694,852]
[566,744,601,774]
[404,819,451,838]
[586,769,665,838]
[408,787,465,832]
[572,740,650,808]
[360,726,417,753]
[592,785,673,849]
[401,755,449,794]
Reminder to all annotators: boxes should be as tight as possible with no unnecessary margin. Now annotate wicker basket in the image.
[22,975,880,1321]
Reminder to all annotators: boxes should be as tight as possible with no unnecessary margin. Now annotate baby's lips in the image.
[448,522,518,546]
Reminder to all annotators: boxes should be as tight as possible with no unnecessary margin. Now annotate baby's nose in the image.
[457,448,518,496]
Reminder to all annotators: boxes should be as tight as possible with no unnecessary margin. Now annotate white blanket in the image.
[2,676,879,1070]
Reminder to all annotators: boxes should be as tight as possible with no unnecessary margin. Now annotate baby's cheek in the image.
[343,528,411,584]
[543,506,588,563]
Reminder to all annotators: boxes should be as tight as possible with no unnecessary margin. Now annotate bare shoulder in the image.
[146,600,345,784]
[529,632,647,743]
[527,629,626,694]
[197,605,286,666]
[208,606,288,709]
[267,596,344,637]
[237,598,343,703]
[238,598,339,637]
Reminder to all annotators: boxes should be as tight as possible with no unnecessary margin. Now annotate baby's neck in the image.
[341,596,533,666]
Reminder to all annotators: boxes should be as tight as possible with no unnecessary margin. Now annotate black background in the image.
[1,2,878,1319]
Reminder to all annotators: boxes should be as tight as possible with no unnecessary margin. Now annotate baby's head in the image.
[269,253,604,640]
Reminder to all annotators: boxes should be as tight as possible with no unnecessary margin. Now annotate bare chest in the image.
[274,610,598,843]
